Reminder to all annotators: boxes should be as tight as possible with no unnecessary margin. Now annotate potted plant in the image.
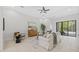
[41,24,46,35]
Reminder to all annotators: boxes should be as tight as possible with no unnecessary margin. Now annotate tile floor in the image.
[1,36,79,52]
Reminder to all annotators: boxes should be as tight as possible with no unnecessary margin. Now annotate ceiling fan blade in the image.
[46,9,50,11]
[38,6,50,13]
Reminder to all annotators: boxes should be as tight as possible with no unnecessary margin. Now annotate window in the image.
[56,20,76,37]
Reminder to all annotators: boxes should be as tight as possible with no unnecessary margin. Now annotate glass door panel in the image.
[63,21,68,36]
[68,20,76,37]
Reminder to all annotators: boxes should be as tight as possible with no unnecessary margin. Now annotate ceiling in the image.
[8,6,79,18]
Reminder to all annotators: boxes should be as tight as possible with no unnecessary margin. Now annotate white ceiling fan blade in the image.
[46,9,50,11]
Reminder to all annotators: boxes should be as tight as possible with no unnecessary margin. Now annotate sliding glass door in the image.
[56,20,76,37]
[63,21,68,36]
[68,20,76,37]
[56,22,61,32]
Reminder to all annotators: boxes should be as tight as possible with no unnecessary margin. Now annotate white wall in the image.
[0,7,3,50]
[3,7,39,41]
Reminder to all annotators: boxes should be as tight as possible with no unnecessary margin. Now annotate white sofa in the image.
[38,33,54,51]
[38,32,61,51]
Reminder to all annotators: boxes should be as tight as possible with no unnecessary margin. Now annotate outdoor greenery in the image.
[56,20,76,37]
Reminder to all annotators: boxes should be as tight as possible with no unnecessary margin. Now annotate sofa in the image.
[38,32,54,51]
[38,32,61,51]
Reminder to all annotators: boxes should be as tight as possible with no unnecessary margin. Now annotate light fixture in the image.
[38,6,50,14]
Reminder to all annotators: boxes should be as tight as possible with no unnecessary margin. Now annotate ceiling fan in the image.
[38,6,50,13]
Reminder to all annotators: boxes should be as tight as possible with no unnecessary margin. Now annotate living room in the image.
[0,6,79,52]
